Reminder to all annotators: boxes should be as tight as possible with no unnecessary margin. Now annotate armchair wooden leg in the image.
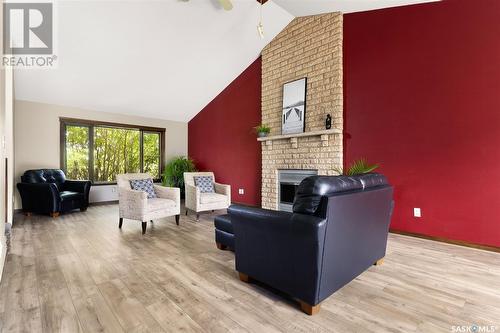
[119,217,123,229]
[50,212,60,218]
[24,212,32,217]
[175,215,180,225]
[374,258,384,266]
[80,207,87,212]
[196,213,200,221]
[185,209,188,216]
[142,222,147,234]
[299,301,321,316]
[238,272,250,283]
[216,242,227,250]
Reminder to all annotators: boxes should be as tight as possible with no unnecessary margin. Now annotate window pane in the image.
[143,132,161,179]
[65,125,89,180]
[93,127,140,182]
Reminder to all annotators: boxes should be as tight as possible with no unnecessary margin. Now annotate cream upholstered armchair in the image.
[184,172,231,221]
[117,173,180,234]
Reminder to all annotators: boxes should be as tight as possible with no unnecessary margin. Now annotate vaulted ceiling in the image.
[14,0,439,122]
[273,0,440,16]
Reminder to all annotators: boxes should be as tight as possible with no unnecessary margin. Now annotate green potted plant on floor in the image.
[162,156,197,198]
[254,124,271,138]
[334,158,379,176]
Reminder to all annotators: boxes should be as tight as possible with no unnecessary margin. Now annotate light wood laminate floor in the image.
[1,204,499,333]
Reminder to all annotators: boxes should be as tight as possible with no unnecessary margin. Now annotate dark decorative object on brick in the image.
[325,114,332,129]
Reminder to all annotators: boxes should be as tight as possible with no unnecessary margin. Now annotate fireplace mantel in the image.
[257,128,342,142]
[257,128,342,148]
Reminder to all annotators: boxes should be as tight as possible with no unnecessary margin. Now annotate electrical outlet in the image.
[413,208,421,218]
[238,188,244,195]
[111,187,117,193]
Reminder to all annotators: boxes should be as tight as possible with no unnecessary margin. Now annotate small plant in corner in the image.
[254,124,271,138]
[162,156,197,198]
[333,158,379,176]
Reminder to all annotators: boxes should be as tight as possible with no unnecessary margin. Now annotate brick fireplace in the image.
[260,12,343,210]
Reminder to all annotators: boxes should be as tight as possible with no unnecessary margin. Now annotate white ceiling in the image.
[273,0,440,16]
[14,0,294,122]
[14,0,440,122]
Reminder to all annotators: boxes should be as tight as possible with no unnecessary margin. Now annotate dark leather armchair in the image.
[228,173,394,315]
[17,169,91,217]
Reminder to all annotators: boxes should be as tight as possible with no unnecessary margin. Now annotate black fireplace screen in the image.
[280,183,299,204]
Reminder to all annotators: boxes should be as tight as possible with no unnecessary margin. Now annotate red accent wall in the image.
[344,0,500,247]
[188,57,262,206]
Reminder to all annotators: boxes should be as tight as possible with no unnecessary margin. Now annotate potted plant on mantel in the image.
[254,124,271,138]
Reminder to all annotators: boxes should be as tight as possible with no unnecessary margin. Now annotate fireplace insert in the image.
[278,169,318,212]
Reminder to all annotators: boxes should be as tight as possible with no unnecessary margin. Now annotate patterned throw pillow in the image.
[129,178,157,199]
[194,176,215,193]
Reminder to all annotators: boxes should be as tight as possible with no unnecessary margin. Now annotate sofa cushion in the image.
[130,178,157,199]
[293,173,388,215]
[214,214,233,234]
[21,169,67,184]
[147,198,176,212]
[21,170,46,183]
[45,169,66,183]
[59,191,83,202]
[200,192,227,204]
[357,173,389,189]
[194,176,215,193]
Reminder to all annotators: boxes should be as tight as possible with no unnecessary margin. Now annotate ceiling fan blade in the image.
[218,0,233,11]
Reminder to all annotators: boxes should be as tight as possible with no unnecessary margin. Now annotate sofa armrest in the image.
[228,204,327,305]
[214,182,230,195]
[185,184,200,211]
[118,188,147,218]
[214,182,231,203]
[154,185,180,205]
[64,180,92,205]
[16,182,61,213]
[64,180,91,193]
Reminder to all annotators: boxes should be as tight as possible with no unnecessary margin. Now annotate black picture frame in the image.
[281,77,307,135]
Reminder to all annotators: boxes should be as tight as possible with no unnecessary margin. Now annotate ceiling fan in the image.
[180,0,233,11]
[217,0,233,11]
[181,0,265,38]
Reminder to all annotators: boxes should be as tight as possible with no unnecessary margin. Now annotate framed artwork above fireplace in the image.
[282,77,307,135]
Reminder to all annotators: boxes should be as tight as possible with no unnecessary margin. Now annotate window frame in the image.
[60,117,165,185]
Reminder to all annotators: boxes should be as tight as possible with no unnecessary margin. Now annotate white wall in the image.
[3,69,14,224]
[14,100,188,208]
[1,4,16,281]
